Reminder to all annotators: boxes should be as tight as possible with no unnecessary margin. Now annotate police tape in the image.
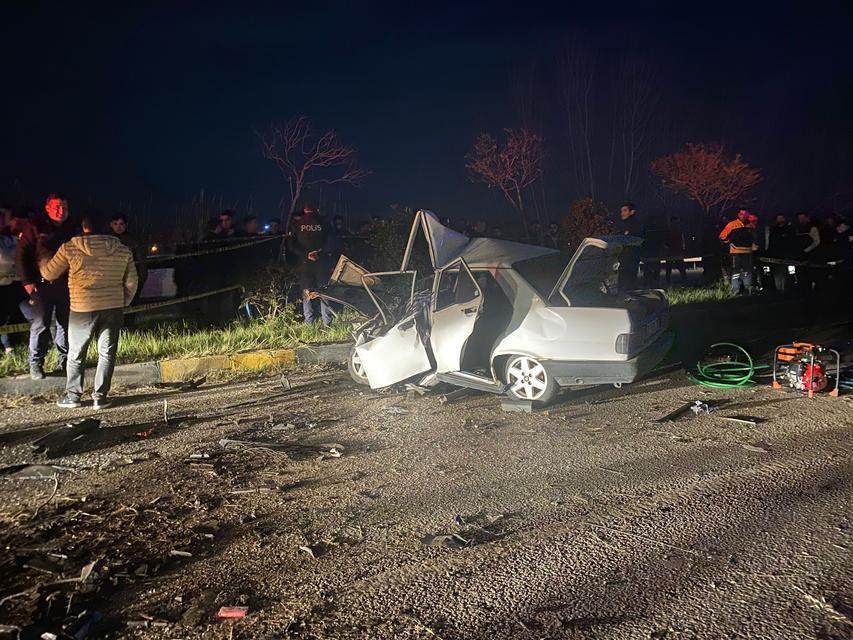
[0,285,243,335]
[141,235,282,265]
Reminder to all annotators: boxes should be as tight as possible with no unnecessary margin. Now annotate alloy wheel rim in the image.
[351,350,365,378]
[507,356,548,400]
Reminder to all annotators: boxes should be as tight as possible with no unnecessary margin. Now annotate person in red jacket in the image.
[719,209,758,295]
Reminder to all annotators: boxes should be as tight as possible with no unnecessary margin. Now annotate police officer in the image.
[286,203,332,325]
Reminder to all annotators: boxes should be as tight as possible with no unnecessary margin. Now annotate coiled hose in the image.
[689,342,756,389]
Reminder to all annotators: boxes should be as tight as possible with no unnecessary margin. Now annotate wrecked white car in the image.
[321,211,671,404]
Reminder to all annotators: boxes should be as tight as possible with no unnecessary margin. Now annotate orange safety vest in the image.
[719,220,755,254]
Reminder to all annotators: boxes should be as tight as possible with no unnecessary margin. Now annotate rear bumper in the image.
[547,331,674,386]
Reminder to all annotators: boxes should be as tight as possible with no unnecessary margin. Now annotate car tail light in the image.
[617,313,666,355]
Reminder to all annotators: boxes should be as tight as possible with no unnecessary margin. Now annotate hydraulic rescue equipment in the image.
[772,342,841,398]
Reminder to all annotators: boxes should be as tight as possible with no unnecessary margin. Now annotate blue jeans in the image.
[730,254,754,294]
[302,290,332,326]
[65,308,123,400]
[19,282,69,368]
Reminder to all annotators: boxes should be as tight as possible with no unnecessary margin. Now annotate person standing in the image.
[544,222,561,249]
[719,209,758,295]
[110,213,147,303]
[766,214,794,293]
[0,208,22,355]
[40,211,137,409]
[239,216,260,236]
[286,203,332,326]
[664,215,688,287]
[16,194,76,379]
[617,202,643,292]
[207,210,237,239]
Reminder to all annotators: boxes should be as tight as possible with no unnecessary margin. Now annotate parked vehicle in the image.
[320,211,672,404]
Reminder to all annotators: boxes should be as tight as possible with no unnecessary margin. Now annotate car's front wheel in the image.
[348,346,369,385]
[504,355,558,404]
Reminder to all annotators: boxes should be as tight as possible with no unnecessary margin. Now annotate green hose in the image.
[689,342,756,389]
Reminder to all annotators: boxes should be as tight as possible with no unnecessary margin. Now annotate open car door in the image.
[317,255,380,317]
[429,258,483,373]
[354,268,431,389]
[548,236,642,304]
[354,310,432,389]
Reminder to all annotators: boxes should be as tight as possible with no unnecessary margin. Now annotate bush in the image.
[558,198,614,253]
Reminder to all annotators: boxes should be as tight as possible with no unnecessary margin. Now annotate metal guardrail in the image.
[0,285,243,335]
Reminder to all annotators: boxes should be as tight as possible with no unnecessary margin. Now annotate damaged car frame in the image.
[320,211,672,404]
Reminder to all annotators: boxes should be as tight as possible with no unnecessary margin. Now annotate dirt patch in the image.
[0,365,851,639]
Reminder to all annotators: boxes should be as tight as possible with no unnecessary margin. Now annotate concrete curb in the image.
[0,343,352,396]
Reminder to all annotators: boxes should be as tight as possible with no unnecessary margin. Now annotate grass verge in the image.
[666,281,735,306]
[1,283,737,378]
[0,314,353,378]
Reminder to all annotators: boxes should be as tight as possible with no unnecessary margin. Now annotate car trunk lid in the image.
[549,236,642,305]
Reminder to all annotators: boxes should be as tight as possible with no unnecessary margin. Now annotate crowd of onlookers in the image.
[3,196,851,392]
[1,195,141,408]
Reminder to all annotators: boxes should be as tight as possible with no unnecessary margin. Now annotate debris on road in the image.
[385,406,410,415]
[217,606,248,618]
[438,388,471,404]
[0,464,68,479]
[422,533,469,549]
[218,438,345,460]
[741,441,773,453]
[689,400,715,415]
[720,416,761,427]
[657,401,702,422]
[31,419,100,457]
[500,397,535,413]
[154,376,207,391]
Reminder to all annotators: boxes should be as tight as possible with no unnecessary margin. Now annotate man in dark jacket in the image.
[286,203,332,325]
[617,202,644,292]
[17,194,77,379]
[110,213,148,303]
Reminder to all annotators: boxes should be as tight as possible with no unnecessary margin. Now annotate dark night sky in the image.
[2,1,852,226]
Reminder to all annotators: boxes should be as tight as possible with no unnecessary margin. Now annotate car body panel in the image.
[328,211,671,396]
[491,302,632,363]
[355,314,432,389]
[429,259,483,373]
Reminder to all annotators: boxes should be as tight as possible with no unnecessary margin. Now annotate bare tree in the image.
[615,58,659,198]
[466,128,544,234]
[559,43,597,200]
[258,116,369,223]
[650,143,762,215]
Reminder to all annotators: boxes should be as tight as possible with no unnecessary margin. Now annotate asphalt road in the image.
[0,354,851,639]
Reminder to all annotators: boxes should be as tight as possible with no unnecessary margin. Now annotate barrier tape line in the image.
[0,285,243,335]
[141,235,282,265]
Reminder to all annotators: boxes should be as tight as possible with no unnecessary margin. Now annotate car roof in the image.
[444,237,559,269]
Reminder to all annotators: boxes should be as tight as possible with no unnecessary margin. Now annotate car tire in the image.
[504,355,558,404]
[347,346,370,386]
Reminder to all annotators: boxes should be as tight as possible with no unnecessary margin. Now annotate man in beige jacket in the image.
[40,211,138,409]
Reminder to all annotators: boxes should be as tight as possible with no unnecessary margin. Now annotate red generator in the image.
[772,342,841,398]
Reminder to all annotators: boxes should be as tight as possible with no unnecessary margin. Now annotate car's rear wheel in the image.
[348,346,369,385]
[504,355,558,404]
